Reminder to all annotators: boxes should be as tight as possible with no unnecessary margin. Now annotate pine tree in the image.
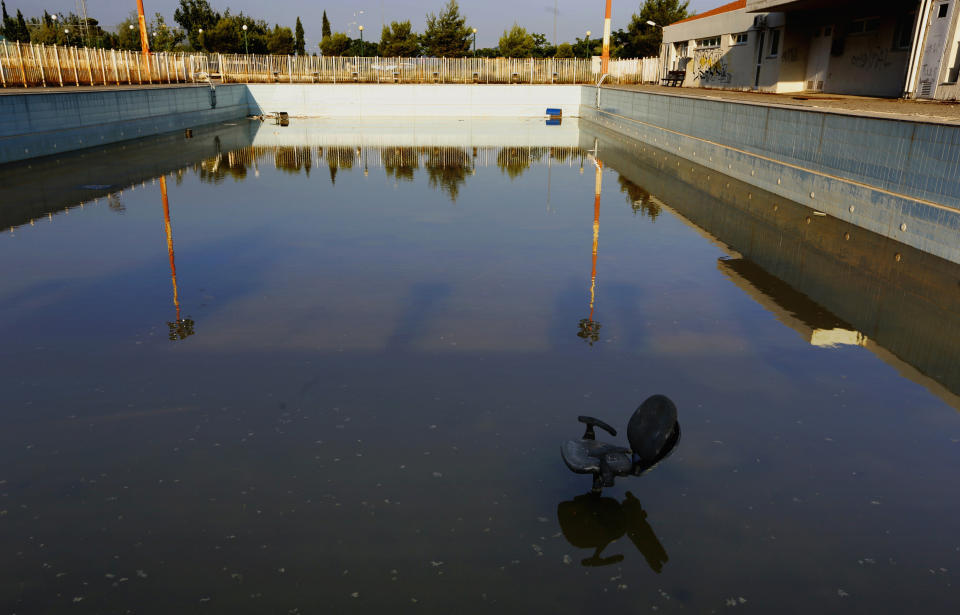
[295,16,305,55]
[422,0,471,57]
[321,11,331,39]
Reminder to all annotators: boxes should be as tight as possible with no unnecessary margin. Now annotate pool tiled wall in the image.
[583,87,960,264]
[0,85,248,164]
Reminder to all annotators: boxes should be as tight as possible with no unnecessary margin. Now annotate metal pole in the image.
[602,0,612,74]
[136,0,151,60]
[15,42,28,87]
[54,44,64,86]
[0,43,8,88]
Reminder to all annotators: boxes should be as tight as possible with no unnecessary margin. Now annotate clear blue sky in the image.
[16,1,716,47]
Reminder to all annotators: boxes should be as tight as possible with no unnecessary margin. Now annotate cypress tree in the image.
[15,9,28,42]
[295,16,305,55]
[321,11,331,39]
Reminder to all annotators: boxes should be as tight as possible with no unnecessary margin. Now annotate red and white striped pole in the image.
[601,0,612,74]
[136,0,151,59]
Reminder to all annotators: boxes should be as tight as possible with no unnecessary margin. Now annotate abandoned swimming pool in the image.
[0,117,958,613]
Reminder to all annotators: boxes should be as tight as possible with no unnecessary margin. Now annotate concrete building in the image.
[661,0,960,99]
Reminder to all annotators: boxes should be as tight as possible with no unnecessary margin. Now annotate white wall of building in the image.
[662,8,792,92]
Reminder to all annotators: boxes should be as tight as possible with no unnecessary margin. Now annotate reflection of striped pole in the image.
[160,176,180,322]
[589,158,602,320]
[136,0,151,59]
[601,0,612,74]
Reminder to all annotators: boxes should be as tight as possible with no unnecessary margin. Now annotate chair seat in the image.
[561,439,633,475]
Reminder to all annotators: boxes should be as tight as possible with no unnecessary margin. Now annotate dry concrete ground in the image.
[608,84,960,125]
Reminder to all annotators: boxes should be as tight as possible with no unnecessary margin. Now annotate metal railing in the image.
[0,41,661,87]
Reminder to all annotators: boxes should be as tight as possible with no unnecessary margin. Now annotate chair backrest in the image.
[626,395,678,464]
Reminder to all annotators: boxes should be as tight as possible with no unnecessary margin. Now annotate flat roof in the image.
[670,0,747,26]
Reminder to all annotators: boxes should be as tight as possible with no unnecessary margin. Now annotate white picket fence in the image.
[0,41,662,87]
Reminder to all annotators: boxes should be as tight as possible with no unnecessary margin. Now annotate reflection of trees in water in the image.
[618,176,660,222]
[192,145,587,190]
[167,318,196,341]
[577,318,602,345]
[275,147,313,176]
[326,146,356,185]
[198,148,254,184]
[382,147,419,182]
[423,147,473,202]
[497,146,542,179]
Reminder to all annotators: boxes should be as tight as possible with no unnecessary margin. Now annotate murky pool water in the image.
[1,118,959,613]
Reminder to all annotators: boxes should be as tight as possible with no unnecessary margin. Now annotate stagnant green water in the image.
[1,119,958,613]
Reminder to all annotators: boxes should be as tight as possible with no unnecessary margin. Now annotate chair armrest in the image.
[578,415,617,440]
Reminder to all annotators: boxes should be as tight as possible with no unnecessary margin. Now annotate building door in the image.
[917,1,955,98]
[805,25,832,91]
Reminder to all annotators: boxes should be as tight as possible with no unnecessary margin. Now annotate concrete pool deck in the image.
[607,84,960,126]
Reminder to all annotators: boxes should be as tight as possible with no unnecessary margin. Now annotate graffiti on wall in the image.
[851,46,893,71]
[693,50,732,84]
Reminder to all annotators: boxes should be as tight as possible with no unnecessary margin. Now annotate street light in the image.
[359,24,363,52]
[585,30,591,59]
[646,20,659,27]
[472,28,477,57]
[242,24,248,55]
[63,27,70,45]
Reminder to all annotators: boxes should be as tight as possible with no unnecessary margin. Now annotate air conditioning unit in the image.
[753,15,767,29]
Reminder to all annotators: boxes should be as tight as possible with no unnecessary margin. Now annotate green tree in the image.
[1,1,16,40]
[146,14,186,52]
[319,32,351,56]
[204,12,268,53]
[174,0,220,50]
[267,24,294,54]
[295,17,305,55]
[422,0,471,57]
[616,0,689,58]
[15,9,29,42]
[379,20,420,56]
[555,42,574,58]
[117,13,141,50]
[498,24,535,58]
[321,10,331,38]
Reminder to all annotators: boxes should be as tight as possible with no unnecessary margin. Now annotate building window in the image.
[769,29,781,57]
[697,36,721,48]
[938,3,949,18]
[731,32,748,45]
[894,13,915,49]
[675,42,688,57]
[849,17,882,34]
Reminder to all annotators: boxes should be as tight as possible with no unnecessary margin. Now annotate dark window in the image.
[938,3,949,18]
[769,29,781,56]
[894,13,915,49]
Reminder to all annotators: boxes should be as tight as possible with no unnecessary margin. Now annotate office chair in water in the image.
[561,394,680,493]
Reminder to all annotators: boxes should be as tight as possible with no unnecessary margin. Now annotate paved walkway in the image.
[607,84,960,126]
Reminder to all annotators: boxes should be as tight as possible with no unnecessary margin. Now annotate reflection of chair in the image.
[561,395,680,493]
[558,492,669,572]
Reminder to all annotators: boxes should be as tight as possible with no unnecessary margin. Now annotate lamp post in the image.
[585,30,591,59]
[359,24,364,53]
[472,28,477,57]
[197,28,203,51]
[242,24,248,55]
[63,27,70,45]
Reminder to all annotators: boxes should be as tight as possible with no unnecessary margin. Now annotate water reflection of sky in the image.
[0,119,958,613]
